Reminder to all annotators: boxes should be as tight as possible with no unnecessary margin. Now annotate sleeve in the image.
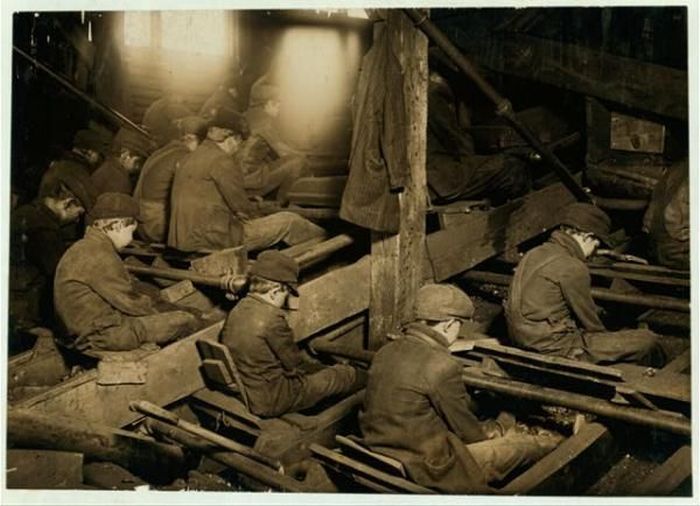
[26,227,65,278]
[264,315,305,371]
[559,262,605,332]
[430,358,487,444]
[210,157,255,217]
[663,177,689,242]
[89,253,157,317]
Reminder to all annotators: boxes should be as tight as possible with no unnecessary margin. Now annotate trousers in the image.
[245,155,308,205]
[467,431,561,484]
[242,211,326,252]
[76,310,198,352]
[282,364,358,415]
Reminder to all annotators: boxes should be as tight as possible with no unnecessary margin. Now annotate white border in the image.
[1,1,697,505]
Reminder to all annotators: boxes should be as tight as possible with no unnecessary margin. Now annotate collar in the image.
[35,200,62,227]
[404,321,451,350]
[550,229,586,262]
[248,293,284,312]
[85,227,117,251]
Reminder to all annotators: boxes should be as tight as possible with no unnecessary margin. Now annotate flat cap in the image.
[87,192,142,225]
[559,202,612,245]
[209,107,250,140]
[111,127,156,158]
[176,115,210,138]
[40,160,98,210]
[414,283,474,321]
[251,250,299,295]
[73,128,112,155]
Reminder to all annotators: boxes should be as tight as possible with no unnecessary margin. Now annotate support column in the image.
[368,10,428,350]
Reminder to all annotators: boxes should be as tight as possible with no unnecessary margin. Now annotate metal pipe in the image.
[308,345,690,436]
[461,371,691,437]
[593,196,650,211]
[126,234,354,290]
[295,234,355,269]
[402,9,592,204]
[462,270,689,312]
[13,45,153,139]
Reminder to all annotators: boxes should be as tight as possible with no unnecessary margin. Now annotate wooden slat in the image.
[336,435,407,478]
[614,364,690,404]
[501,422,614,494]
[425,182,577,281]
[201,359,234,387]
[310,444,433,494]
[16,322,223,428]
[631,445,692,495]
[288,256,371,342]
[473,341,624,381]
[659,349,691,376]
[470,32,687,119]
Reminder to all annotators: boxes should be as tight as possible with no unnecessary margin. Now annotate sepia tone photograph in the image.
[1,1,697,503]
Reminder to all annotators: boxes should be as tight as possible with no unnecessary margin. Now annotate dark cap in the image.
[176,115,210,138]
[414,283,474,321]
[251,250,299,295]
[87,192,142,225]
[40,160,98,210]
[210,107,249,140]
[111,128,156,158]
[73,128,112,155]
[559,203,612,245]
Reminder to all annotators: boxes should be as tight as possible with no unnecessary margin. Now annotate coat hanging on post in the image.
[340,15,409,233]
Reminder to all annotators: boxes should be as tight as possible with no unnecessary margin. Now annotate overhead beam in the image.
[463,33,687,120]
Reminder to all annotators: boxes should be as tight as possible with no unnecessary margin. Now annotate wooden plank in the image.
[368,11,428,350]
[7,409,185,482]
[426,182,577,281]
[659,349,691,376]
[631,445,692,495]
[473,341,624,381]
[289,256,371,342]
[16,321,223,428]
[310,443,434,494]
[6,449,84,489]
[470,33,687,120]
[614,364,690,405]
[501,422,614,494]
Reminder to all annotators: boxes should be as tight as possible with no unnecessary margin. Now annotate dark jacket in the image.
[643,160,689,270]
[221,294,322,417]
[506,230,604,355]
[10,201,66,326]
[133,140,189,242]
[54,228,158,344]
[359,322,491,493]
[339,14,409,233]
[168,140,253,252]
[91,157,133,196]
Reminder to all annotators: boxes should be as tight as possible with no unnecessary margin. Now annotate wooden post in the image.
[368,10,428,350]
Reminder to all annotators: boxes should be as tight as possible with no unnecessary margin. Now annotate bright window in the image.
[161,11,229,55]
[124,10,229,55]
[123,11,151,47]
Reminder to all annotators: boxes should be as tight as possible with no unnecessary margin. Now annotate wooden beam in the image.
[289,256,370,342]
[368,11,428,350]
[15,322,223,427]
[426,182,576,281]
[471,33,687,120]
[7,409,186,483]
[630,445,692,495]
